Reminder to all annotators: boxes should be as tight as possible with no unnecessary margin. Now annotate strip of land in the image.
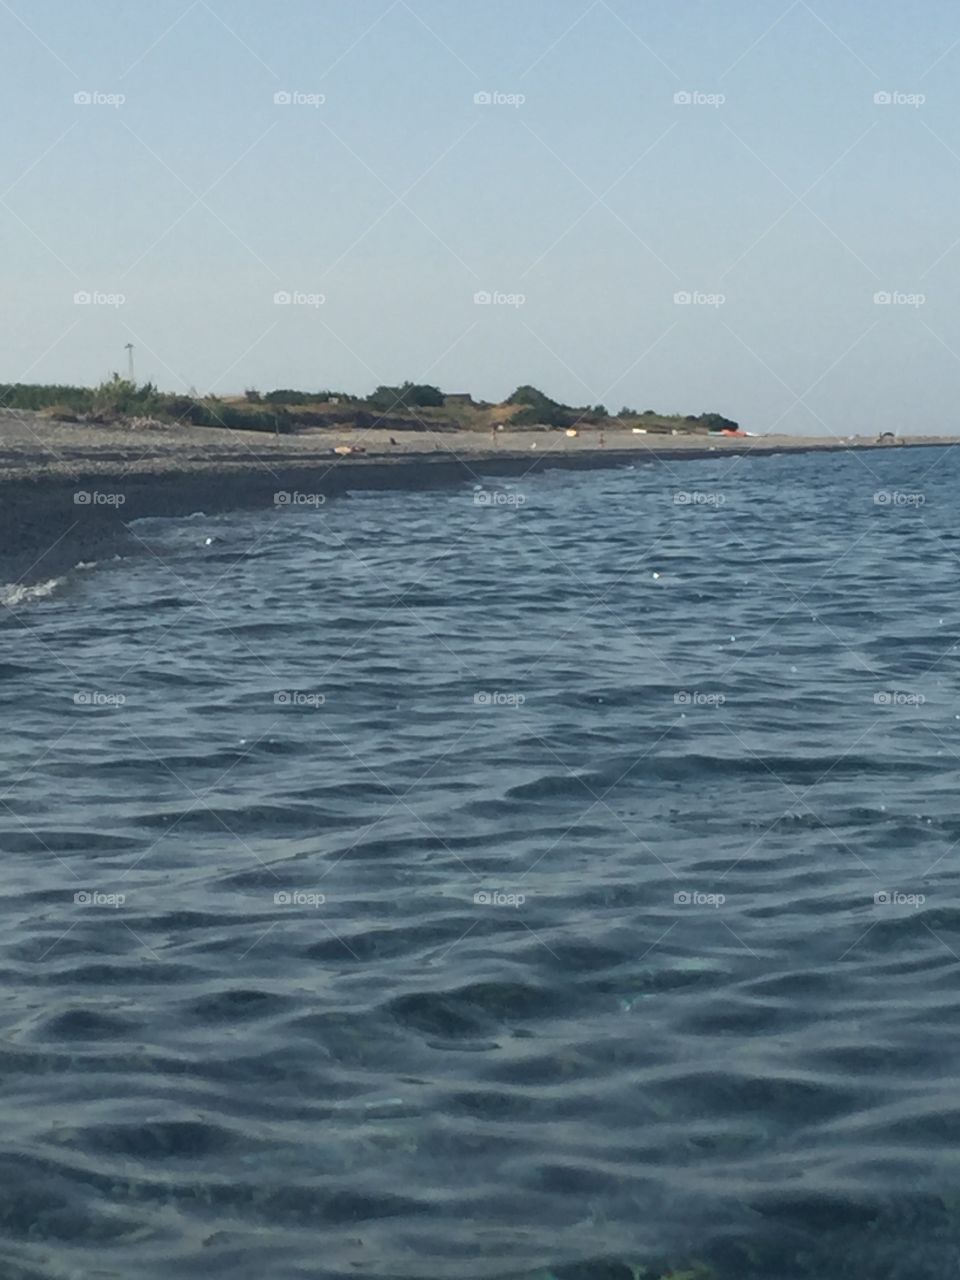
[0,410,953,586]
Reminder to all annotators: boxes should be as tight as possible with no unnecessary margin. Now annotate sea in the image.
[2,445,960,1280]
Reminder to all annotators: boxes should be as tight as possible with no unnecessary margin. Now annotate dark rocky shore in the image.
[0,410,949,586]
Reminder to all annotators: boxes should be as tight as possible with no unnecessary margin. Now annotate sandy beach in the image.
[0,409,953,585]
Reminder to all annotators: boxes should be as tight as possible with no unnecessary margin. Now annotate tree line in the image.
[0,377,739,434]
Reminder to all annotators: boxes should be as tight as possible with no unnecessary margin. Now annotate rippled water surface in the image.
[4,448,960,1279]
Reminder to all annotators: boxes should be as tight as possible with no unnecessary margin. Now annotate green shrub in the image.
[697,412,740,432]
[366,382,444,412]
[261,389,346,405]
[0,383,94,412]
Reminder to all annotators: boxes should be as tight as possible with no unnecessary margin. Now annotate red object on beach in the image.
[721,428,747,437]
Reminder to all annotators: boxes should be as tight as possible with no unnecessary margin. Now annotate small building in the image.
[444,393,474,406]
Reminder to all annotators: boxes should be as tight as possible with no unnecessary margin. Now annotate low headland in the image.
[0,376,952,587]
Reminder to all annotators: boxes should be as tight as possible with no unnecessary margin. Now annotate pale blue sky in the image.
[3,0,960,432]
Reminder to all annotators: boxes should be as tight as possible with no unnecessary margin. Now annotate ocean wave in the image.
[0,577,64,606]
[4,452,960,1278]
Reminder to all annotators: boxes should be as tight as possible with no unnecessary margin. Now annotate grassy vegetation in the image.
[0,377,292,433]
[0,383,96,413]
[0,378,739,436]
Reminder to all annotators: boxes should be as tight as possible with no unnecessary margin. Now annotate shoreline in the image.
[0,413,953,586]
